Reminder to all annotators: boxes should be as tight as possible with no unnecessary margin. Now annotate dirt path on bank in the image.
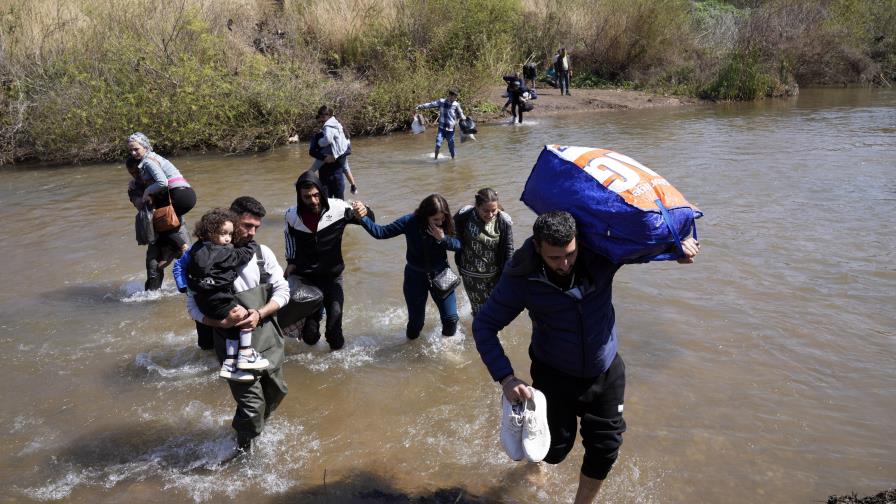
[474,85,701,124]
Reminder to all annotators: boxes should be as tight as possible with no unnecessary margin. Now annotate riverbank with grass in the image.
[1,0,893,165]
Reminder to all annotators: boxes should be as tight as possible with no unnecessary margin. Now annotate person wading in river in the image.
[473,211,700,503]
[284,171,370,350]
[186,196,290,454]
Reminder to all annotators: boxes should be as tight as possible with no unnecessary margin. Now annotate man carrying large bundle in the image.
[473,211,699,503]
[474,146,702,502]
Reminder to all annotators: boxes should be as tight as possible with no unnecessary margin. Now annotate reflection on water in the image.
[1,88,894,503]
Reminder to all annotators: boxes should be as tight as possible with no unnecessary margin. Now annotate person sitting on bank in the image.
[415,88,467,160]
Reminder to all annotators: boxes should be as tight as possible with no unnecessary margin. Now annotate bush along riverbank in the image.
[1,0,894,165]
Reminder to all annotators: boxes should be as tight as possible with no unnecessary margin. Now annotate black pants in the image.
[144,234,182,290]
[531,352,627,480]
[196,321,214,350]
[511,99,524,123]
[299,274,345,350]
[154,187,196,250]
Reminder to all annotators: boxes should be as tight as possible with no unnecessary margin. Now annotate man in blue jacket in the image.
[472,211,699,504]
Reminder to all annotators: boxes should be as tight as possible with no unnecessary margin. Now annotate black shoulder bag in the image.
[422,231,461,299]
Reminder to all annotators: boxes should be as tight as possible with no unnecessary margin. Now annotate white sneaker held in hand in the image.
[522,387,551,463]
[500,394,526,461]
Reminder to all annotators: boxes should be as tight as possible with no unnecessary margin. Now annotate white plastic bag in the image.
[411,114,426,134]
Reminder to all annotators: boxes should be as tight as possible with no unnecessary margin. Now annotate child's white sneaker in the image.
[521,387,551,463]
[236,348,269,370]
[500,395,526,461]
[219,360,255,382]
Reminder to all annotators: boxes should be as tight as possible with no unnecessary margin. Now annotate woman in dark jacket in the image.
[453,188,514,315]
[358,194,461,339]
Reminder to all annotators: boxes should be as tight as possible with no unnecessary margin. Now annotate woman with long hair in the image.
[357,194,461,339]
[453,188,514,315]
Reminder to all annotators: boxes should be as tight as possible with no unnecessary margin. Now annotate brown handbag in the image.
[152,192,180,233]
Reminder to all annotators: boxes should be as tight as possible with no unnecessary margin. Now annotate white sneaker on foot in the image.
[500,395,526,461]
[236,348,269,370]
[220,360,255,382]
[522,387,551,463]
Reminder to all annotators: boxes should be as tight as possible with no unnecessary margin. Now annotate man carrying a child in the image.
[186,196,290,454]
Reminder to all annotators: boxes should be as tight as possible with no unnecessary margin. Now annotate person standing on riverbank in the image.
[284,171,370,350]
[308,105,359,199]
[415,89,467,160]
[186,196,290,454]
[127,132,197,252]
[472,211,699,504]
[553,48,572,96]
[454,188,514,316]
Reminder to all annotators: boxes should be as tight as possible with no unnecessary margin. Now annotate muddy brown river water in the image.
[0,88,893,503]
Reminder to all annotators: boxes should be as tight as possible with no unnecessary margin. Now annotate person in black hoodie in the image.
[283,171,371,350]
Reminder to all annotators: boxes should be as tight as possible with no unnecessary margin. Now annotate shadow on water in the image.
[18,423,236,493]
[39,283,135,306]
[271,471,492,504]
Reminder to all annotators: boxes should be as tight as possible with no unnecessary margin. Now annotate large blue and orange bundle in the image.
[521,145,702,263]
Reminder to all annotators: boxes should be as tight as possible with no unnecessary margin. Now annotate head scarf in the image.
[127,132,153,152]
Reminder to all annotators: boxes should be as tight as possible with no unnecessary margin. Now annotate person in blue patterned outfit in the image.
[415,89,467,160]
[356,194,461,339]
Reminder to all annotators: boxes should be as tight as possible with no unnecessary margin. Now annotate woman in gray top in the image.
[127,132,197,251]
[453,188,514,315]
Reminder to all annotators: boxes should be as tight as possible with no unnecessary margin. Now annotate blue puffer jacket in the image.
[472,237,622,381]
[359,213,461,272]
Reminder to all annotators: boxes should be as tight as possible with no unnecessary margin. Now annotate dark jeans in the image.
[530,352,627,480]
[403,265,458,338]
[511,100,524,123]
[557,70,570,95]
[144,234,182,290]
[319,157,348,200]
[299,274,345,350]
